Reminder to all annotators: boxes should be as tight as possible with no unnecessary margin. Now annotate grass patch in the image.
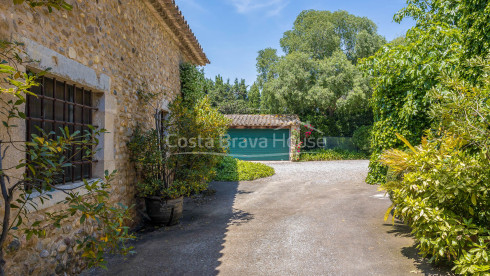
[299,148,369,161]
[214,157,275,181]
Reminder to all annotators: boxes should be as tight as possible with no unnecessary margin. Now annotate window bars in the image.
[26,75,97,185]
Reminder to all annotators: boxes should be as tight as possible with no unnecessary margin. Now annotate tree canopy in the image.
[257,10,384,136]
[280,10,385,62]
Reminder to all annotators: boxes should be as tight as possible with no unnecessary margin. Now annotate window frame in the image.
[25,74,98,186]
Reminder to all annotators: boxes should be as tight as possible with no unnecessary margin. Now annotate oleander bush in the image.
[214,157,275,181]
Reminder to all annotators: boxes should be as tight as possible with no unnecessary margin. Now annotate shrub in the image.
[299,148,369,161]
[352,125,372,153]
[128,96,229,198]
[171,96,230,190]
[381,61,490,275]
[214,157,275,181]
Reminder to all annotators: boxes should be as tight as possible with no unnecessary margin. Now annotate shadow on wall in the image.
[383,222,455,276]
[83,181,252,275]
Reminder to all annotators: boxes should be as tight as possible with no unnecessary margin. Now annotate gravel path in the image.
[86,160,451,276]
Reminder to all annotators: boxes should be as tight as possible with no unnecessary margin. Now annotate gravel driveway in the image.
[87,161,450,276]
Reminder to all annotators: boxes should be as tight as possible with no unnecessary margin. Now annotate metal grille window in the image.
[26,75,97,185]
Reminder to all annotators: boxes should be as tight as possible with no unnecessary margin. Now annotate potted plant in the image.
[128,95,229,225]
[128,126,185,226]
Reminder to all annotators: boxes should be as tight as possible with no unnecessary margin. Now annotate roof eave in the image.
[145,0,209,66]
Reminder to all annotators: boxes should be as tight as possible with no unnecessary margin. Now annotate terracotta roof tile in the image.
[225,114,300,128]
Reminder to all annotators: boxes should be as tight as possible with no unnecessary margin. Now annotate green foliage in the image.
[299,149,369,162]
[128,96,230,198]
[12,0,72,12]
[380,60,490,275]
[257,10,381,137]
[247,82,260,112]
[49,172,135,268]
[365,0,490,184]
[360,21,462,184]
[170,96,230,191]
[214,157,275,181]
[180,62,206,106]
[256,48,279,88]
[394,0,490,62]
[206,76,253,114]
[280,10,386,62]
[352,125,372,153]
[127,128,185,199]
[261,50,372,136]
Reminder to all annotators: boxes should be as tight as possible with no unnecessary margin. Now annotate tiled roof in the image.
[225,114,300,128]
[146,0,209,65]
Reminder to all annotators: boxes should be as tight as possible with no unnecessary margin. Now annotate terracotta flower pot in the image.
[144,196,183,226]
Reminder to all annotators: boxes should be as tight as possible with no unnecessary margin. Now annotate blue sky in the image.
[175,0,415,86]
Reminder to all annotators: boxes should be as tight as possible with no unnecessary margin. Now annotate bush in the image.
[214,157,275,181]
[381,62,490,275]
[128,96,230,198]
[352,125,372,153]
[299,148,369,161]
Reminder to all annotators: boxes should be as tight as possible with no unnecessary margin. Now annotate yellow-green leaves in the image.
[471,194,477,206]
[395,133,417,153]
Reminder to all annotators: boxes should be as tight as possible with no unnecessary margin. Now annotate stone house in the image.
[0,0,208,274]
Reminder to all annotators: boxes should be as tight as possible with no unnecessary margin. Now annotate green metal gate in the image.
[227,129,290,161]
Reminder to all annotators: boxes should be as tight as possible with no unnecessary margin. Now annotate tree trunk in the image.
[0,143,11,276]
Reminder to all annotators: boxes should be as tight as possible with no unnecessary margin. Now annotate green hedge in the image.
[214,157,275,181]
[299,149,369,161]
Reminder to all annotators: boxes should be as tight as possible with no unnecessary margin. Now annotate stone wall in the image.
[290,124,301,161]
[0,0,191,274]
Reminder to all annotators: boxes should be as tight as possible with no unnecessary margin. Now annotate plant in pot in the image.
[128,126,185,226]
[128,95,229,226]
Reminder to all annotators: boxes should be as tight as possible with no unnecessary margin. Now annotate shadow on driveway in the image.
[383,222,454,275]
[84,181,249,276]
[85,161,454,275]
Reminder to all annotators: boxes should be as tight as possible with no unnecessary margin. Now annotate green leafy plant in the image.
[129,69,229,199]
[214,157,275,182]
[49,171,135,269]
[361,0,490,184]
[256,10,381,137]
[352,125,372,153]
[299,148,369,162]
[381,59,490,275]
[128,127,191,199]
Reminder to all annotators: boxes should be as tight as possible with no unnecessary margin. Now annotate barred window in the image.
[26,75,97,185]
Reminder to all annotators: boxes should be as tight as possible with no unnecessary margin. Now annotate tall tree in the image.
[257,10,382,136]
[261,50,371,135]
[256,48,279,88]
[206,76,253,114]
[280,10,386,62]
[248,82,261,112]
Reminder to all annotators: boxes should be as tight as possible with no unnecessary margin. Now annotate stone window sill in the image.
[26,179,100,212]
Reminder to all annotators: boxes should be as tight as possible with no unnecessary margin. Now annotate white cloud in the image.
[229,0,289,16]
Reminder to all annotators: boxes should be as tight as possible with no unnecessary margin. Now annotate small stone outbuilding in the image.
[0,0,208,274]
[225,114,301,161]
